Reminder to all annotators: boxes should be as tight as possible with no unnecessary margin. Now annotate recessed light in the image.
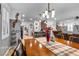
[22,14,25,17]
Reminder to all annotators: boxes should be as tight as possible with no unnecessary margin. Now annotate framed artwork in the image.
[2,7,10,40]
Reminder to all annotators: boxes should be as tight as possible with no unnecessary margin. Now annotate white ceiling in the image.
[9,3,79,22]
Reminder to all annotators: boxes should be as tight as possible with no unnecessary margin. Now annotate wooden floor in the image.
[22,36,79,56]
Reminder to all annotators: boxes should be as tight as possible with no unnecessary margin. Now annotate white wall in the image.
[0,3,17,55]
[0,3,23,55]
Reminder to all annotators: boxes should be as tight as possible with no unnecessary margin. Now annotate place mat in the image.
[35,37,79,56]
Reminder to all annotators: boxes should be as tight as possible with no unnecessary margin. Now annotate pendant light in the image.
[42,3,55,19]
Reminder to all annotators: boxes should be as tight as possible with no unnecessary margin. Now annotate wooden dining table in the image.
[22,36,55,56]
[22,36,79,56]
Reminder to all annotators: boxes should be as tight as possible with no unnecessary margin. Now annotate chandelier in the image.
[42,3,55,19]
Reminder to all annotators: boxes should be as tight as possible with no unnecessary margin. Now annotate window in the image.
[67,24,73,31]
